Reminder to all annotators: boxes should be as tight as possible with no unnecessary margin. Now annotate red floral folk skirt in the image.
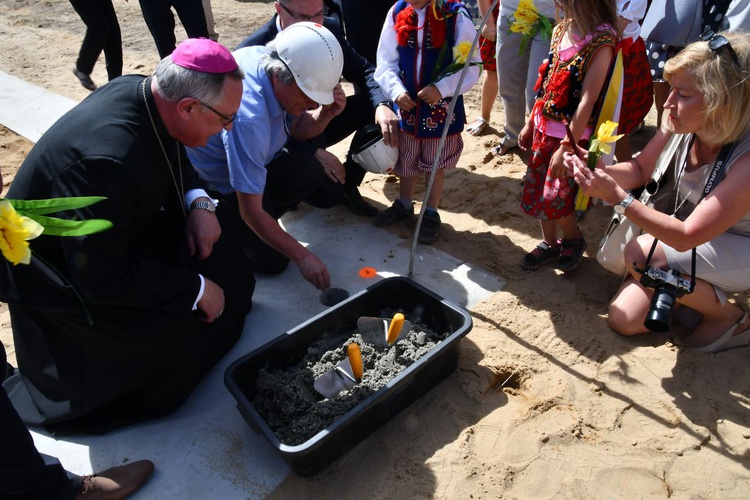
[478,35,497,72]
[478,3,499,72]
[520,130,578,220]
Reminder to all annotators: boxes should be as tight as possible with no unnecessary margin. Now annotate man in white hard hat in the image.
[235,0,399,216]
[187,22,344,291]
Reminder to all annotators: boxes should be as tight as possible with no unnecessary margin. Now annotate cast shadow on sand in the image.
[472,309,750,471]
[663,348,750,470]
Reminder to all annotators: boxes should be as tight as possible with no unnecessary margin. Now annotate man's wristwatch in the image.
[614,193,635,215]
[377,100,395,112]
[189,199,216,213]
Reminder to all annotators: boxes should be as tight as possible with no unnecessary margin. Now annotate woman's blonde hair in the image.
[664,31,750,144]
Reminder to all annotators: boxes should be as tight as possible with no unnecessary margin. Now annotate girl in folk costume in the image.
[374,0,480,244]
[518,0,619,271]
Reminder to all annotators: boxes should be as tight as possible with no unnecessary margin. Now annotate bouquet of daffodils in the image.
[508,0,553,55]
[1,196,111,265]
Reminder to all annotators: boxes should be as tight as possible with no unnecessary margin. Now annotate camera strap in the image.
[698,141,736,201]
[642,137,737,293]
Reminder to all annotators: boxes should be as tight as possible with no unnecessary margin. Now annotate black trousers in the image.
[138,0,209,58]
[341,0,393,65]
[217,145,332,275]
[68,0,122,80]
[319,92,374,188]
[0,346,79,500]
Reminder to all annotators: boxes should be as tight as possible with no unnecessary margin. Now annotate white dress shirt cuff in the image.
[185,189,219,211]
[192,274,205,311]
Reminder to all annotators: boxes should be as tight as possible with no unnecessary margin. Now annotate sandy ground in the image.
[1,1,750,498]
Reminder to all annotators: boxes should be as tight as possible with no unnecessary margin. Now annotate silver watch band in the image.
[615,193,635,214]
[190,200,216,213]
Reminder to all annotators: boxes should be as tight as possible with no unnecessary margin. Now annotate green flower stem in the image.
[586,151,600,170]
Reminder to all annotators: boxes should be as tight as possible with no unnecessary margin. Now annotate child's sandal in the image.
[558,237,587,272]
[520,240,561,270]
[466,117,488,136]
[491,143,518,156]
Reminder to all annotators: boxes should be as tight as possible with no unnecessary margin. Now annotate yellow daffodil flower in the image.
[510,0,540,36]
[453,41,472,64]
[428,2,485,83]
[507,0,552,55]
[0,199,44,265]
[432,42,482,84]
[586,120,624,169]
[517,0,537,14]
[589,120,624,157]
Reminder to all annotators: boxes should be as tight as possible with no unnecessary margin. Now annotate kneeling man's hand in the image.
[322,83,347,118]
[186,204,221,260]
[296,250,331,290]
[375,105,399,148]
[197,278,225,323]
[315,149,346,184]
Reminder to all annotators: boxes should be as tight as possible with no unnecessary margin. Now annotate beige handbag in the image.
[596,211,642,276]
[596,134,683,276]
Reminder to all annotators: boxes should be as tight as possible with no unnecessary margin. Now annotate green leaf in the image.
[431,42,451,84]
[539,15,553,40]
[7,196,108,215]
[23,213,113,236]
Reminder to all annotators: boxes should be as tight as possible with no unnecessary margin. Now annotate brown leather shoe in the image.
[76,460,154,499]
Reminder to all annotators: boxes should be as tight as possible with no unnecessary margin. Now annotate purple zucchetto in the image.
[170,38,238,73]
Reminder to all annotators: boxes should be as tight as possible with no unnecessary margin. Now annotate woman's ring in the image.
[216,309,223,319]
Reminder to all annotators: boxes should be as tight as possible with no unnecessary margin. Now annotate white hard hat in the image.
[351,124,399,174]
[275,22,344,105]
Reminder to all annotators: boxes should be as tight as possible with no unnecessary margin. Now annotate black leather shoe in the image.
[3,362,14,382]
[341,187,377,216]
[72,67,97,91]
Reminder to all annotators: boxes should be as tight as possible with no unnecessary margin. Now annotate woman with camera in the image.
[563,31,750,353]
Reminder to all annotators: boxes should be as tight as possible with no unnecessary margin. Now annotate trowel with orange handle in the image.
[314,343,364,399]
[356,312,412,348]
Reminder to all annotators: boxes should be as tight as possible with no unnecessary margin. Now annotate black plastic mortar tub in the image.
[224,276,473,476]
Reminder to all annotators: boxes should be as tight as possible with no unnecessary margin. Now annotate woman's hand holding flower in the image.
[563,150,624,205]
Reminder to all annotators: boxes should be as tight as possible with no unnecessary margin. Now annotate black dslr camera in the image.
[639,267,694,333]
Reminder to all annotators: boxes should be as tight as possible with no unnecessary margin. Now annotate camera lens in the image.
[644,284,677,333]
